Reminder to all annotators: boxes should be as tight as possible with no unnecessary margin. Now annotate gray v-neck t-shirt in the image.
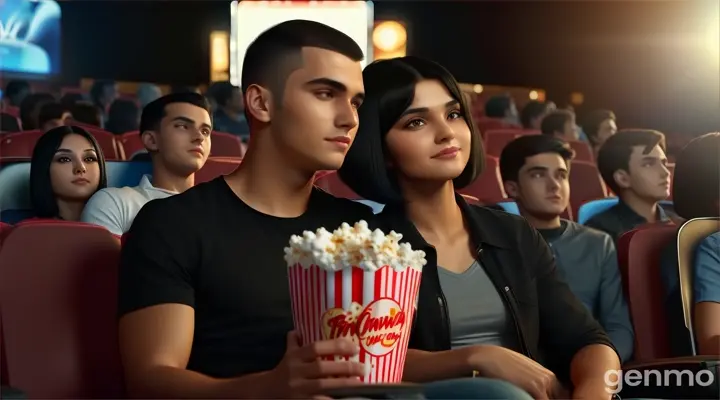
[438,261,517,349]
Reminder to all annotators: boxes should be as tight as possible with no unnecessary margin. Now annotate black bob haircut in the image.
[140,92,212,134]
[30,125,108,218]
[241,19,364,103]
[499,135,575,183]
[339,56,484,205]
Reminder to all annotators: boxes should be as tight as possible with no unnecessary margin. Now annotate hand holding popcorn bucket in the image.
[285,221,426,384]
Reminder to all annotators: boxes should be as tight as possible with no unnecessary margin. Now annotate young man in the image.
[207,81,250,139]
[37,102,72,131]
[484,94,520,126]
[586,129,672,242]
[117,20,530,400]
[581,109,617,158]
[3,80,31,108]
[540,109,578,141]
[520,100,555,130]
[81,93,211,235]
[499,135,634,362]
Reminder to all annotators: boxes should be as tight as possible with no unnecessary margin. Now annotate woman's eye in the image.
[405,119,425,129]
[448,110,463,119]
[56,156,71,163]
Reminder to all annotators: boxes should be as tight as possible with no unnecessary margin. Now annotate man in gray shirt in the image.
[81,93,213,235]
[498,134,634,362]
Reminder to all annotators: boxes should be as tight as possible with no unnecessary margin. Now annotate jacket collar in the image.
[379,193,514,250]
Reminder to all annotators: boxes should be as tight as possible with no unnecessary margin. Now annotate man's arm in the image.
[692,234,720,355]
[569,344,621,399]
[80,190,125,236]
[597,240,635,362]
[119,304,277,399]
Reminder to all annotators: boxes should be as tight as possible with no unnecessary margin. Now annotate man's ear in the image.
[504,181,520,199]
[613,169,632,190]
[245,84,272,123]
[141,130,159,152]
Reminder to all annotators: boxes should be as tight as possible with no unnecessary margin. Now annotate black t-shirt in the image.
[118,177,374,378]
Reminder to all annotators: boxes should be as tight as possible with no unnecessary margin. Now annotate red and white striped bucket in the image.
[288,264,422,383]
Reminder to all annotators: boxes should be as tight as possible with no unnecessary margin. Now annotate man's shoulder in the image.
[130,180,221,226]
[311,187,374,219]
[584,206,620,228]
[565,220,615,249]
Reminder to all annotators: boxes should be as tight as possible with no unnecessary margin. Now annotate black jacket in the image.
[374,194,617,384]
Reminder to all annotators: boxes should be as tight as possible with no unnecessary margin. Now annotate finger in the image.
[297,338,359,361]
[525,380,550,400]
[301,360,365,379]
[286,331,302,351]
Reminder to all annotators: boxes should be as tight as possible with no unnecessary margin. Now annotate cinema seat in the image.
[196,157,241,184]
[569,161,607,219]
[0,222,124,398]
[458,156,506,204]
[0,130,44,158]
[568,140,593,162]
[210,131,245,158]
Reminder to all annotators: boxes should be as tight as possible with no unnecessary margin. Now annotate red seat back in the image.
[210,131,245,158]
[458,156,506,204]
[474,117,516,134]
[617,224,677,362]
[118,130,143,160]
[0,222,124,398]
[196,157,241,184]
[483,129,522,157]
[314,171,361,200]
[569,160,607,219]
[76,126,121,160]
[568,140,593,162]
[0,130,44,158]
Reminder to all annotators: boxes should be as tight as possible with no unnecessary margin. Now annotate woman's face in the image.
[385,79,472,186]
[49,134,101,202]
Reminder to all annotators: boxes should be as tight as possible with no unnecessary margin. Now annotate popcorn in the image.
[284,220,427,272]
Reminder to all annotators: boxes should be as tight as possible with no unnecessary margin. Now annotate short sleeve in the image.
[81,189,125,236]
[118,198,198,316]
[693,233,720,304]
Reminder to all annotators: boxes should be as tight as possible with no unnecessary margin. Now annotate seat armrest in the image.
[1,385,26,399]
[619,356,719,399]
[625,355,719,370]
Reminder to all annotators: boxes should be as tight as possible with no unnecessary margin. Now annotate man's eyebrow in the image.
[305,77,364,102]
[171,116,212,130]
[400,100,459,118]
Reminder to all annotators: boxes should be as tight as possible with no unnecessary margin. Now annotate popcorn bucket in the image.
[285,221,426,384]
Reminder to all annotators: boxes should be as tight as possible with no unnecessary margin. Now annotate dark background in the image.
[58,0,720,137]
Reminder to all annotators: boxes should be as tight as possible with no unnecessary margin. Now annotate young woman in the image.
[30,125,107,221]
[339,57,620,399]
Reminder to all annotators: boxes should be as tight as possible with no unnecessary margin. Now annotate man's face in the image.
[595,118,617,147]
[506,152,570,219]
[146,102,212,176]
[270,47,364,172]
[558,118,578,141]
[620,144,671,201]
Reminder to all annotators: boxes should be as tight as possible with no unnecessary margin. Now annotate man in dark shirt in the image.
[208,81,250,140]
[586,129,672,243]
[118,20,530,399]
[499,135,634,362]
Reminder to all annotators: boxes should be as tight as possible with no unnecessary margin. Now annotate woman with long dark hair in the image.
[30,125,107,221]
[339,57,620,399]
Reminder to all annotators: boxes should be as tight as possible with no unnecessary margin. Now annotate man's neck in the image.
[224,138,316,218]
[151,162,195,193]
[402,180,464,242]
[57,200,85,221]
[621,192,659,222]
[520,209,562,230]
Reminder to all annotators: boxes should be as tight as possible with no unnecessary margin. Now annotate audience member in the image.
[540,110,578,141]
[105,99,140,135]
[520,100,554,130]
[660,132,720,356]
[0,113,21,132]
[29,125,107,221]
[3,80,31,108]
[116,21,521,400]
[81,93,211,235]
[340,56,619,398]
[582,109,617,158]
[37,101,72,131]
[499,135,634,362]
[19,92,55,130]
[484,94,520,126]
[90,80,118,116]
[70,101,104,127]
[60,92,86,108]
[209,81,250,139]
[136,83,162,108]
[170,84,200,94]
[586,129,672,242]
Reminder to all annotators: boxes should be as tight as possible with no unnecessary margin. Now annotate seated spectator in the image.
[586,129,672,243]
[208,81,250,139]
[106,99,140,135]
[0,113,21,133]
[3,80,31,108]
[29,126,107,221]
[90,80,118,119]
[60,92,86,108]
[520,100,555,130]
[171,84,200,94]
[37,101,72,131]
[581,109,617,158]
[499,135,634,361]
[484,94,520,126]
[70,101,104,127]
[19,92,55,130]
[660,132,720,356]
[540,110,579,142]
[136,83,162,108]
[81,93,211,235]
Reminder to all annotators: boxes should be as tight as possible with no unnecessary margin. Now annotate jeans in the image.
[423,377,533,399]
